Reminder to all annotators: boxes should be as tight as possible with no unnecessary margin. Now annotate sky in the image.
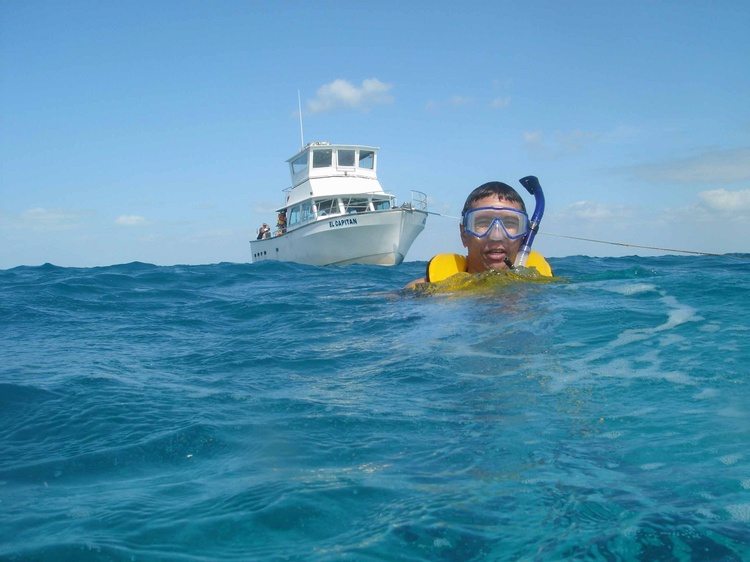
[1,0,749,269]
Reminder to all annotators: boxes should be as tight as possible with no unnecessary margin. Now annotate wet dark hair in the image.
[461,181,527,217]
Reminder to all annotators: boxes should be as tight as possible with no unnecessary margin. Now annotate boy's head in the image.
[461,182,526,217]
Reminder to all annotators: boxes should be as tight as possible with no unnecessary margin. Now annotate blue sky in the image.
[1,0,749,268]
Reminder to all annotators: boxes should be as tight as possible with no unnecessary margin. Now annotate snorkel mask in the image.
[513,176,545,268]
[462,206,530,240]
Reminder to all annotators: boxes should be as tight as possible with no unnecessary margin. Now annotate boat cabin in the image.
[288,142,379,188]
[277,142,396,234]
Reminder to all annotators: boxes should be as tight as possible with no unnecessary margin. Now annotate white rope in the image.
[424,211,740,257]
[538,232,731,257]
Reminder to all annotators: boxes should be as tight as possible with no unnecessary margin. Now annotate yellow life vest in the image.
[426,250,553,283]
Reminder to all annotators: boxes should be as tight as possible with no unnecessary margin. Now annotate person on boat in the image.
[405,181,552,288]
[257,223,271,240]
[276,211,287,234]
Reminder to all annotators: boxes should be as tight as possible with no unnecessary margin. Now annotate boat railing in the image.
[402,190,427,212]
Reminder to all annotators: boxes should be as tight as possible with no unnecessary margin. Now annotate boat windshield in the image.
[359,150,374,169]
[342,197,370,214]
[338,150,355,167]
[315,199,340,217]
[313,149,333,168]
[291,152,308,175]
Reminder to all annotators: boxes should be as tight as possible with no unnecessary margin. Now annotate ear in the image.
[459,224,469,248]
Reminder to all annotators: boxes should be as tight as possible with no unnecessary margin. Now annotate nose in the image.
[487,219,507,241]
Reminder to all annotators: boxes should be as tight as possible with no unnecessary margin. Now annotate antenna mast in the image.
[297,90,304,149]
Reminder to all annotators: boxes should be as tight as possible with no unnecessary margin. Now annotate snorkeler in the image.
[405,177,552,288]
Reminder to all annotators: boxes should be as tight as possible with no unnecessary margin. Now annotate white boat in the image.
[250,142,428,266]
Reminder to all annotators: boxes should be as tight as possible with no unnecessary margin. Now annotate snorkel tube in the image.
[513,175,545,268]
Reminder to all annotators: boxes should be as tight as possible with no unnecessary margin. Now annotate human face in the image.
[460,195,526,273]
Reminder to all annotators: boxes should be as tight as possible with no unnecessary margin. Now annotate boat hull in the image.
[250,208,427,266]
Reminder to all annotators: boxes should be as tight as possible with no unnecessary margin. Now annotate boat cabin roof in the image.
[287,142,379,188]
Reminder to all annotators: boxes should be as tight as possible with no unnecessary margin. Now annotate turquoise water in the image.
[1,256,748,561]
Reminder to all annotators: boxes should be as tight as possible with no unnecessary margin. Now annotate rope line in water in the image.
[539,232,727,257]
[424,211,744,257]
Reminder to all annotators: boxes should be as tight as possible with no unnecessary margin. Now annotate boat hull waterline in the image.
[251,207,427,266]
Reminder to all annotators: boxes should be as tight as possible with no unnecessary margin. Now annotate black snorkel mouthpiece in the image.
[514,176,546,268]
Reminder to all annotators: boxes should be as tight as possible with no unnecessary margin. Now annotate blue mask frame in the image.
[463,206,530,240]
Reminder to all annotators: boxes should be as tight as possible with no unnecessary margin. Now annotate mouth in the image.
[484,247,508,264]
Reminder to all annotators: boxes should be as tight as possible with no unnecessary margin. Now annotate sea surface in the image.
[1,255,748,561]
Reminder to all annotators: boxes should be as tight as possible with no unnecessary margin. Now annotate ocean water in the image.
[1,255,748,562]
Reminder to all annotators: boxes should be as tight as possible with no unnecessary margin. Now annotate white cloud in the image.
[492,78,514,89]
[307,78,394,114]
[630,147,750,184]
[17,208,84,232]
[552,201,636,222]
[557,130,602,154]
[491,96,511,109]
[523,129,603,158]
[115,215,147,226]
[424,81,510,111]
[523,131,543,146]
[449,95,473,106]
[662,188,750,225]
[541,194,749,256]
[697,189,750,212]
[424,93,486,111]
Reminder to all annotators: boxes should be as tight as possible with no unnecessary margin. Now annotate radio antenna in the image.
[298,90,304,149]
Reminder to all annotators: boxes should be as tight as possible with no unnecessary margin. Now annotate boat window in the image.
[342,197,370,214]
[373,199,391,211]
[315,199,340,217]
[312,149,333,168]
[358,150,374,169]
[301,202,314,222]
[288,206,301,226]
[338,149,355,167]
[291,152,308,175]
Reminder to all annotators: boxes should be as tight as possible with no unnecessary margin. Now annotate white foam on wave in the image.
[661,371,695,385]
[726,503,750,522]
[718,407,747,419]
[692,388,719,400]
[594,356,696,386]
[621,526,638,538]
[695,507,719,520]
[606,283,658,296]
[546,351,699,392]
[597,294,702,356]
[719,454,742,466]
[606,330,651,348]
[658,334,686,347]
[608,297,694,353]
[545,287,707,392]
[640,463,666,470]
[654,295,702,332]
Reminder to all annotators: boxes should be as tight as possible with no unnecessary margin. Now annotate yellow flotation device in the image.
[426,250,553,282]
